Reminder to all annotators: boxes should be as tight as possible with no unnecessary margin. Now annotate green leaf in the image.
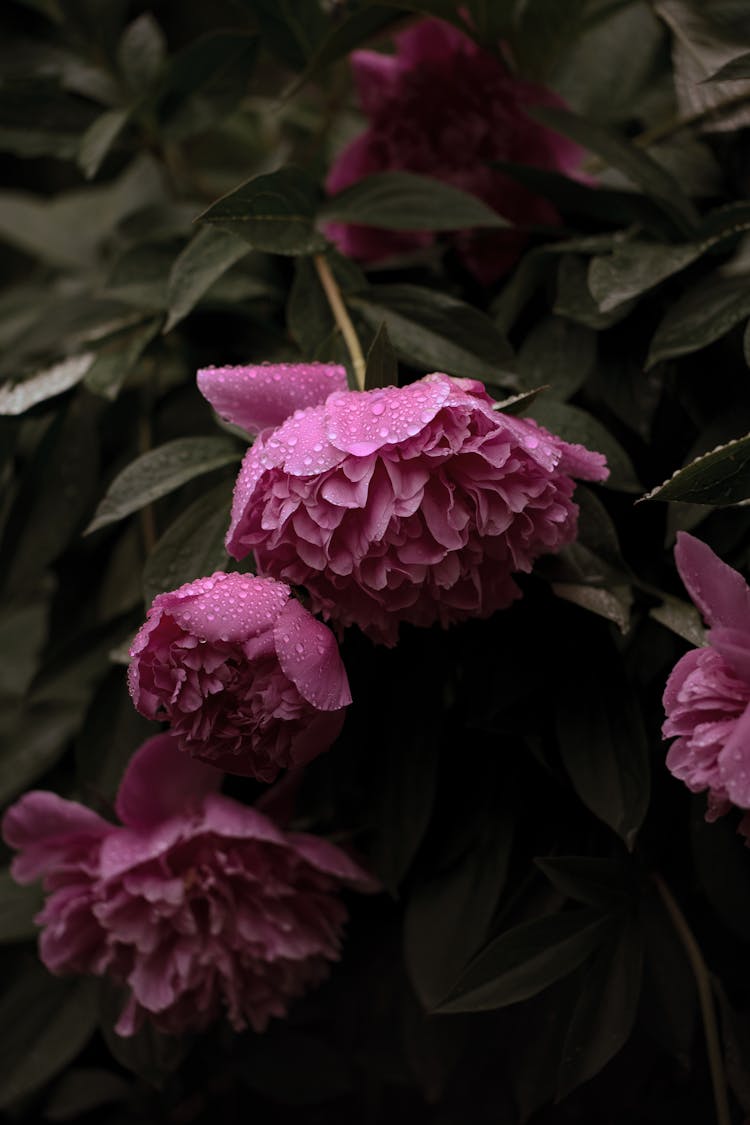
[116,12,166,90]
[320,171,510,231]
[692,800,750,942]
[492,385,549,415]
[75,671,153,803]
[44,1068,130,1122]
[197,166,326,255]
[706,51,750,80]
[86,436,240,534]
[0,964,98,1109]
[556,648,650,849]
[551,582,632,633]
[0,156,165,269]
[404,815,514,1009]
[84,317,161,400]
[640,431,750,505]
[242,0,326,68]
[370,721,439,894]
[650,596,707,646]
[588,239,706,313]
[0,353,94,414]
[436,908,613,1014]
[142,481,233,605]
[557,918,643,1096]
[647,274,750,367]
[99,983,189,1088]
[517,315,596,400]
[164,227,250,333]
[349,284,514,384]
[364,322,398,390]
[555,254,637,328]
[0,700,87,806]
[1,397,99,592]
[589,204,750,312]
[527,399,641,492]
[0,870,43,944]
[535,857,638,909]
[78,108,129,180]
[529,105,700,232]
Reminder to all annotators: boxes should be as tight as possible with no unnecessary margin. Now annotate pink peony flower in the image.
[128,572,351,781]
[663,533,750,815]
[325,18,587,283]
[1,735,376,1036]
[198,363,609,647]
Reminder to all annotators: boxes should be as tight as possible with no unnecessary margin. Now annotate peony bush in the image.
[2,2,750,1123]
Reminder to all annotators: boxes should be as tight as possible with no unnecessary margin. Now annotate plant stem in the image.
[313,254,366,390]
[652,873,732,1125]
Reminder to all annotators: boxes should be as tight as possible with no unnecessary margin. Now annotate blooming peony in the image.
[662,532,750,816]
[1,735,375,1036]
[198,363,609,647]
[325,18,587,283]
[128,572,351,781]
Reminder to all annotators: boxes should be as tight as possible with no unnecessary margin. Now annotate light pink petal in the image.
[115,734,221,830]
[708,627,750,683]
[273,598,351,710]
[3,793,109,882]
[675,533,750,631]
[394,18,469,67]
[226,444,271,556]
[99,817,194,879]
[288,832,380,891]
[555,440,609,482]
[718,703,750,807]
[199,793,288,845]
[197,364,347,436]
[286,709,346,766]
[351,49,399,116]
[262,407,343,478]
[2,791,109,853]
[325,380,451,457]
[662,648,704,724]
[156,573,290,644]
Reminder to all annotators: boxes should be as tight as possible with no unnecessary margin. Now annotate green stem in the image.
[652,873,732,1125]
[313,254,366,390]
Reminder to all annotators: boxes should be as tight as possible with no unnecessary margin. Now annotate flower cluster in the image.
[2,737,374,1035]
[199,366,609,646]
[128,572,351,781]
[662,532,750,823]
[2,16,614,1045]
[325,18,587,282]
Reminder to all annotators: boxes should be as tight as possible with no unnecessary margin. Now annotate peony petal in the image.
[155,572,290,644]
[325,380,451,457]
[718,703,750,807]
[709,626,750,684]
[351,49,400,116]
[115,734,221,830]
[675,533,750,632]
[286,709,346,767]
[2,792,109,882]
[273,599,352,711]
[197,363,347,436]
[288,832,379,891]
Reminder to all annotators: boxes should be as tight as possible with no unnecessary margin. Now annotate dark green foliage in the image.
[2,0,750,1122]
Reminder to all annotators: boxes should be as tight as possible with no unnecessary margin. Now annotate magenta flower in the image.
[198,363,608,647]
[663,533,750,815]
[325,18,587,283]
[1,735,376,1036]
[128,572,351,781]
